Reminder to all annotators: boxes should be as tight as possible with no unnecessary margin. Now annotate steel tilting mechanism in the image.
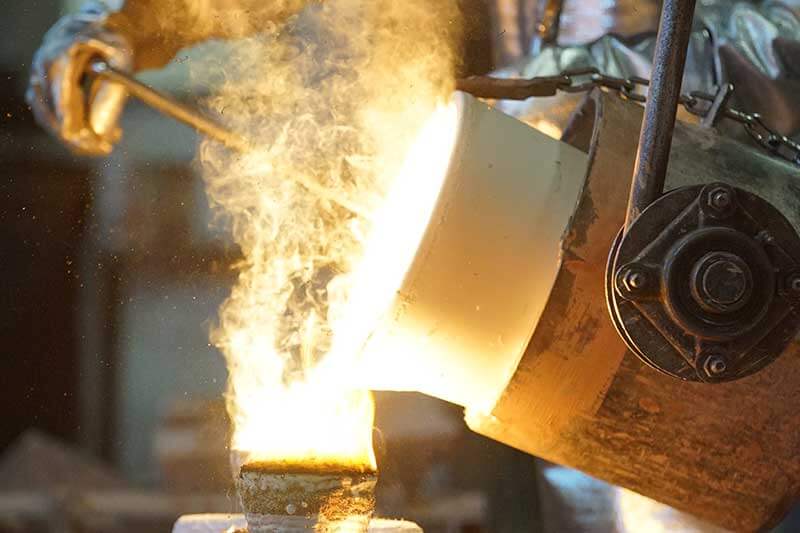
[605,0,800,382]
[607,183,800,381]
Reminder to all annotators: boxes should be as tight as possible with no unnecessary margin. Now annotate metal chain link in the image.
[458,68,800,166]
[560,68,800,166]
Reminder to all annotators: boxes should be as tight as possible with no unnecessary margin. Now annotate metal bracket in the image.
[607,183,800,382]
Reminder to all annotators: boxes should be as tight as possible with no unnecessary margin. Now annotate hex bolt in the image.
[710,190,731,210]
[789,274,800,296]
[705,185,736,217]
[690,252,752,314]
[703,354,728,378]
[627,271,648,290]
[616,265,650,299]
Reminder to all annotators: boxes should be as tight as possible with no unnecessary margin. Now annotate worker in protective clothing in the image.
[28,0,314,154]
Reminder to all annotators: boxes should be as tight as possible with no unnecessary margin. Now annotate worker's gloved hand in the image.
[27,2,133,155]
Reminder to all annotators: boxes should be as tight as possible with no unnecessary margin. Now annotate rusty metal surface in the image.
[476,89,800,531]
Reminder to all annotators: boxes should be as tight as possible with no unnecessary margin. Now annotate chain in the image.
[457,67,800,167]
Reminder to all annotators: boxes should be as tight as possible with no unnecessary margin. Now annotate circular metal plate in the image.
[606,184,800,382]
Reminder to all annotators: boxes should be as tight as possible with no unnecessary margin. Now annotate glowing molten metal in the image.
[196,0,462,474]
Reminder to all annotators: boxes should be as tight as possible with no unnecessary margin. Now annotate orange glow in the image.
[196,0,462,470]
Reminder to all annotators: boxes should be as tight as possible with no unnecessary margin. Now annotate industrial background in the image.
[2,1,800,532]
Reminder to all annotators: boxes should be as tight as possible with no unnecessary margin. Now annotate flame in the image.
[196,0,462,470]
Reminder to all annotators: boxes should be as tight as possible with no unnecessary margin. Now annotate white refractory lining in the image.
[171,515,422,532]
[358,92,589,415]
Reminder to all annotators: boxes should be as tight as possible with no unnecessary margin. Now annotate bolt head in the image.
[703,355,728,377]
[627,271,648,290]
[711,190,731,209]
[789,274,800,295]
[705,185,736,216]
[690,252,752,314]
[616,265,650,298]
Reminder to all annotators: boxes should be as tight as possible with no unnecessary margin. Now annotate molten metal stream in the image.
[194,0,463,489]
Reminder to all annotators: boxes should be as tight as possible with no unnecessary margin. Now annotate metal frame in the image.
[625,0,698,230]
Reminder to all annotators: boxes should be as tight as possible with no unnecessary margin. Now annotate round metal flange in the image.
[661,226,774,340]
[690,251,752,314]
[606,183,800,382]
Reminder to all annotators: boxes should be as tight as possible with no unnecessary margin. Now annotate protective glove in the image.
[27,2,133,155]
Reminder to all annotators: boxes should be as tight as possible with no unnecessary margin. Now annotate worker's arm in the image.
[108,0,311,70]
[27,0,310,155]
